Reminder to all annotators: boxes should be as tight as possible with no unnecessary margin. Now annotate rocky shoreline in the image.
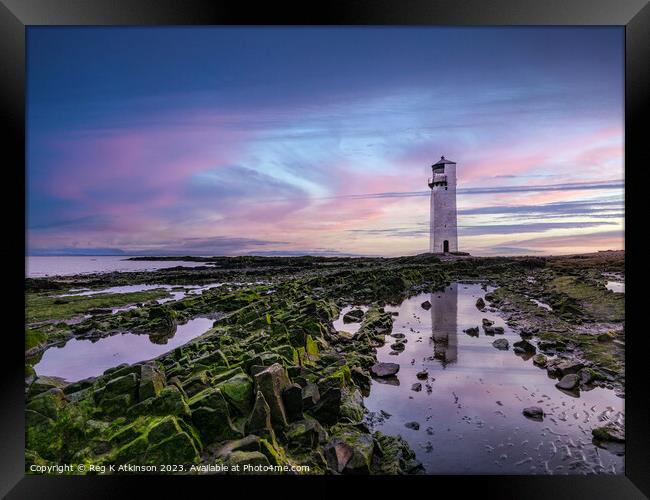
[24,251,625,474]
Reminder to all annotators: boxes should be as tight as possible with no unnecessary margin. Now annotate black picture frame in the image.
[2,0,647,497]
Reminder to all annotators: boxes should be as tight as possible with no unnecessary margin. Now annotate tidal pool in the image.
[603,273,625,294]
[332,305,369,336]
[33,316,215,382]
[363,283,624,475]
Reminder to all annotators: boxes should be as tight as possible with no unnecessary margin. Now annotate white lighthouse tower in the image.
[428,156,458,253]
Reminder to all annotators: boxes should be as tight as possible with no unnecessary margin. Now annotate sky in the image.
[26,27,624,257]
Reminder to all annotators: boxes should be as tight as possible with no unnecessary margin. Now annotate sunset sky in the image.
[27,27,624,257]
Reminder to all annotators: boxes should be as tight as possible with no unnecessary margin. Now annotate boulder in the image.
[532,354,548,367]
[390,341,406,352]
[145,429,200,465]
[522,406,544,421]
[245,390,274,439]
[416,370,428,380]
[286,418,327,451]
[592,424,624,443]
[339,388,365,423]
[547,359,584,377]
[476,298,486,310]
[216,435,261,458]
[128,385,190,418]
[482,318,494,327]
[189,388,241,443]
[404,421,420,430]
[492,338,509,350]
[578,368,594,385]
[324,432,374,474]
[225,451,271,471]
[217,373,254,416]
[342,309,364,323]
[301,383,321,410]
[104,372,139,399]
[555,373,579,390]
[26,388,67,420]
[513,339,536,354]
[139,363,166,400]
[310,387,342,425]
[253,363,291,429]
[282,383,304,422]
[464,327,479,337]
[420,301,431,310]
[370,362,400,378]
[411,383,422,392]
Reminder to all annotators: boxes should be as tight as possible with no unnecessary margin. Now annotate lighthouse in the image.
[428,156,458,253]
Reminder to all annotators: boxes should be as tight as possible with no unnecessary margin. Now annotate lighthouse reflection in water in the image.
[430,283,458,366]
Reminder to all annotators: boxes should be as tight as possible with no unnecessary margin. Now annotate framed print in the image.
[1,0,648,497]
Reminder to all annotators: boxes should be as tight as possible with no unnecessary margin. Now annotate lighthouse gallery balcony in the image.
[428,173,448,188]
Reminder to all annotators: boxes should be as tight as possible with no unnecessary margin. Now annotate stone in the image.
[342,308,364,323]
[253,363,291,429]
[146,430,200,465]
[286,418,327,451]
[522,406,544,421]
[482,318,494,327]
[370,362,400,378]
[128,385,190,418]
[139,363,165,400]
[513,339,536,354]
[216,435,261,458]
[547,359,584,377]
[339,388,365,422]
[578,368,594,385]
[476,298,486,310]
[420,301,431,310]
[282,383,304,422]
[555,373,579,390]
[104,373,139,399]
[537,340,558,352]
[404,421,420,430]
[411,383,422,392]
[492,338,509,350]
[26,388,67,420]
[217,373,254,416]
[464,326,479,337]
[390,341,406,352]
[189,388,241,443]
[324,432,374,474]
[592,424,624,442]
[310,387,342,425]
[301,383,321,409]
[246,390,274,438]
[416,370,428,380]
[532,354,548,367]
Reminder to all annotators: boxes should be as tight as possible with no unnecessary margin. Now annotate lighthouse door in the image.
[443,240,449,253]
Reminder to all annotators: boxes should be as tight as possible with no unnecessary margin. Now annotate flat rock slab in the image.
[370,362,400,378]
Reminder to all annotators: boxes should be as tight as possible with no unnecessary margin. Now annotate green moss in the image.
[549,276,624,322]
[26,289,170,323]
[25,328,48,351]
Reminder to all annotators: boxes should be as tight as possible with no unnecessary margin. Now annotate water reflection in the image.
[363,283,624,475]
[33,316,215,382]
[430,284,458,366]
